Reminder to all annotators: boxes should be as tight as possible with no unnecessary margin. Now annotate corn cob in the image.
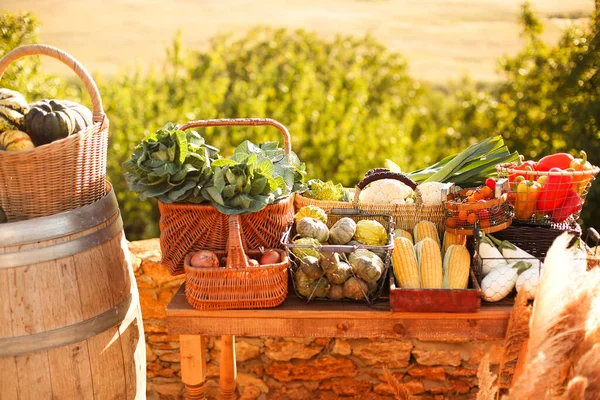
[442,231,467,254]
[414,238,443,288]
[443,244,471,289]
[413,221,440,246]
[393,228,413,244]
[392,237,420,288]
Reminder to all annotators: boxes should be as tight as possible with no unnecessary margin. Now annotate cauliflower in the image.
[418,182,447,206]
[359,179,414,205]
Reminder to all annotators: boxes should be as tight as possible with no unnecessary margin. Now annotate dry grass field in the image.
[1,0,594,82]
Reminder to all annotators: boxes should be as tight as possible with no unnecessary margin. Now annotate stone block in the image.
[265,356,357,382]
[319,377,372,396]
[352,339,413,368]
[412,349,462,366]
[264,338,326,361]
[407,365,446,381]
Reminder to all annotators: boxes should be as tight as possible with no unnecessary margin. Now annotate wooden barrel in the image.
[0,183,145,399]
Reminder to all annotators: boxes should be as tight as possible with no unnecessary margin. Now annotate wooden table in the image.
[166,284,512,399]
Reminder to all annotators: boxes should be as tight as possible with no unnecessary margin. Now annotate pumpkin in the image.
[346,239,386,259]
[354,220,387,246]
[300,256,323,280]
[328,284,344,300]
[294,205,327,224]
[291,237,321,259]
[25,99,93,146]
[326,261,351,285]
[343,277,369,300]
[0,130,35,151]
[0,88,29,132]
[309,278,331,298]
[294,270,315,298]
[297,217,329,242]
[320,251,342,274]
[349,249,384,283]
[328,217,356,245]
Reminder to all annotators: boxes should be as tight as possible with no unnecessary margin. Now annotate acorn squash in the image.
[0,88,29,132]
[25,99,93,146]
[0,130,35,151]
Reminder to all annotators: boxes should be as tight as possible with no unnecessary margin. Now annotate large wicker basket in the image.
[0,45,108,221]
[184,214,289,311]
[295,170,447,233]
[159,118,296,275]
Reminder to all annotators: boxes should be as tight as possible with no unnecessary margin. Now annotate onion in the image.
[189,250,219,268]
[260,249,282,265]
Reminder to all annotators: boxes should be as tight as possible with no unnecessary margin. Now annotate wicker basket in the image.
[184,214,289,311]
[159,118,296,275]
[496,162,599,228]
[0,45,108,221]
[296,170,447,234]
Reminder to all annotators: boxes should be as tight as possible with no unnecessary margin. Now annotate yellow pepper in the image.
[569,150,595,195]
[515,177,541,220]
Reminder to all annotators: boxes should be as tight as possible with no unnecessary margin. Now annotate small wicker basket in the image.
[184,214,289,311]
[0,45,108,221]
[159,118,296,275]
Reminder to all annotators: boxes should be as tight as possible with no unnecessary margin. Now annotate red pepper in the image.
[508,161,537,183]
[537,153,574,172]
[551,189,582,223]
[536,168,574,214]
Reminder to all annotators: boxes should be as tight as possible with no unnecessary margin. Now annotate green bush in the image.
[2,5,599,239]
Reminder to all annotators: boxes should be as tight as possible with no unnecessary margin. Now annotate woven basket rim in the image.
[158,194,292,210]
[0,121,105,156]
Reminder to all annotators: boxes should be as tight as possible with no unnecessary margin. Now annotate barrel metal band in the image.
[0,293,133,357]
[0,183,118,247]
[0,213,123,269]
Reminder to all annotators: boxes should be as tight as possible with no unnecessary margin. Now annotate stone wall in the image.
[129,239,507,400]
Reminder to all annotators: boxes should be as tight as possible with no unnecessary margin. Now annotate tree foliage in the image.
[1,4,599,238]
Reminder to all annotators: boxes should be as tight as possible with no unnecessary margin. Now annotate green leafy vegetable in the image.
[200,140,306,214]
[123,123,220,203]
[302,179,347,201]
[386,136,520,187]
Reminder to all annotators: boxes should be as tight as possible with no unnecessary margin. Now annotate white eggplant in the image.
[478,233,506,276]
[516,265,541,300]
[481,261,531,302]
[489,235,543,270]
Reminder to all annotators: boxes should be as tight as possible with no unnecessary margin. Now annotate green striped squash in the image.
[0,88,29,133]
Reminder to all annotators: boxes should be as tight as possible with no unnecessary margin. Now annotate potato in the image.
[189,250,219,268]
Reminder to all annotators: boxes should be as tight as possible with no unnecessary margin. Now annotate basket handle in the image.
[0,44,105,124]
[226,214,251,269]
[180,118,292,155]
[352,169,422,206]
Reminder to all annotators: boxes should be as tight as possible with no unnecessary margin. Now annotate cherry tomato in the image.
[458,210,468,221]
[446,218,457,228]
[480,219,491,228]
[480,186,492,198]
[467,212,479,224]
[478,209,491,221]
[485,178,496,190]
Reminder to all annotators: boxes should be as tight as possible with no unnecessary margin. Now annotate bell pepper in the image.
[551,189,582,223]
[569,150,595,195]
[537,153,574,172]
[508,162,537,183]
[514,177,541,220]
[536,168,574,214]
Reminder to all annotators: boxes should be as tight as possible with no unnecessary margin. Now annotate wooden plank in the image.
[0,357,19,399]
[167,284,510,340]
[0,269,19,399]
[168,314,508,340]
[87,327,128,400]
[47,342,94,399]
[15,352,53,399]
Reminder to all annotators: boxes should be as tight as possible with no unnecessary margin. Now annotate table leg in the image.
[220,335,237,400]
[180,335,207,400]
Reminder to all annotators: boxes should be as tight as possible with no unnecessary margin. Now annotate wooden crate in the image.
[389,270,482,313]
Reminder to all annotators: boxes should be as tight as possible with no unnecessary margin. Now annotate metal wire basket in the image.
[281,210,394,305]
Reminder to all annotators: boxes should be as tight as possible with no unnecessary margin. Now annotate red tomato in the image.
[485,178,496,190]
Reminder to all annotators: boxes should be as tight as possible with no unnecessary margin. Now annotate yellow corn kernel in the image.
[443,244,471,289]
[413,221,440,247]
[443,231,467,254]
[414,238,443,289]
[392,237,420,289]
[394,229,414,245]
